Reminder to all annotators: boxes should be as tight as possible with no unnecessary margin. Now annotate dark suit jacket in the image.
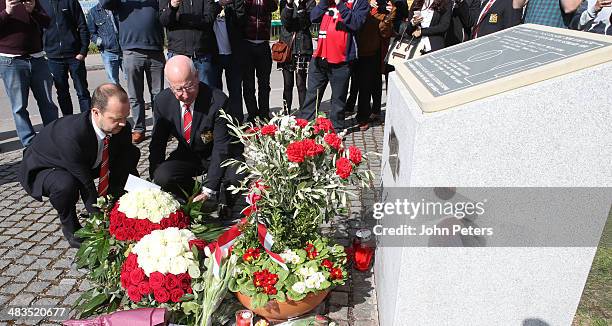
[19,110,140,212]
[457,0,520,39]
[445,0,474,46]
[406,3,452,52]
[149,82,234,191]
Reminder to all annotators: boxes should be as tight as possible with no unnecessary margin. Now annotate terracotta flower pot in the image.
[235,289,330,321]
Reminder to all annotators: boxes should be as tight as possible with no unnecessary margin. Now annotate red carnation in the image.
[149,272,166,290]
[120,271,131,288]
[335,157,353,179]
[314,117,334,134]
[261,124,277,136]
[165,274,180,290]
[348,146,362,165]
[138,281,151,296]
[189,239,207,251]
[286,141,306,163]
[265,285,277,295]
[130,268,145,285]
[302,139,324,157]
[324,133,342,150]
[127,285,142,302]
[170,288,185,303]
[295,118,309,128]
[154,288,170,303]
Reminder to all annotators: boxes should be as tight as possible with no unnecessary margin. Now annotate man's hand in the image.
[23,0,35,13]
[594,0,612,11]
[412,28,421,37]
[170,0,182,8]
[193,191,210,202]
[5,0,21,15]
[411,16,423,26]
[75,54,85,61]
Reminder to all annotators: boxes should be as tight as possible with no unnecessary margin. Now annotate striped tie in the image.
[98,135,110,196]
[183,104,192,144]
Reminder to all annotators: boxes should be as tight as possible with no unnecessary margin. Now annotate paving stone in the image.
[38,270,62,281]
[24,281,51,293]
[27,245,50,256]
[4,264,27,276]
[27,258,51,270]
[2,282,27,295]
[45,279,77,297]
[0,260,10,270]
[352,303,376,320]
[353,320,378,326]
[329,291,349,306]
[14,270,38,283]
[51,258,72,269]
[328,306,349,321]
[62,293,81,306]
[9,293,36,306]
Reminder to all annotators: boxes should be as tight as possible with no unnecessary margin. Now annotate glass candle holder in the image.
[235,310,253,326]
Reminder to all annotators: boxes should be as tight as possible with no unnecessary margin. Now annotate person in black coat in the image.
[406,0,452,54]
[149,55,244,214]
[279,0,315,114]
[19,84,140,248]
[456,0,520,39]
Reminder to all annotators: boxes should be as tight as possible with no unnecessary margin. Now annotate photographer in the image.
[570,0,612,35]
[405,0,451,55]
[295,0,369,132]
[279,0,315,114]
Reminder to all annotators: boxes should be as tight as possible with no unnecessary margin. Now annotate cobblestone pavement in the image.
[0,112,384,325]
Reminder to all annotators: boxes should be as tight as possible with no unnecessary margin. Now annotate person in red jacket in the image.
[295,0,369,132]
[242,0,278,123]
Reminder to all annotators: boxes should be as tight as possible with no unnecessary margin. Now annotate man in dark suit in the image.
[19,83,140,248]
[456,0,520,39]
[149,55,243,212]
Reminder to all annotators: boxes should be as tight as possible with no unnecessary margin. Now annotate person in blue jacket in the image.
[87,3,123,85]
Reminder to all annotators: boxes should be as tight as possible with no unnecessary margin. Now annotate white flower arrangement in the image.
[132,227,199,276]
[279,249,301,265]
[118,189,180,223]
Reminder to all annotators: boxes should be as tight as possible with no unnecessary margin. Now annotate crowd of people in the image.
[0,0,610,247]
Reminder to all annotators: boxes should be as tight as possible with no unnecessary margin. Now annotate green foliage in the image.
[74,197,127,318]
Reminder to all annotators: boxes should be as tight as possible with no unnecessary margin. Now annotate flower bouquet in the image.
[109,189,190,241]
[120,227,201,305]
[220,113,374,319]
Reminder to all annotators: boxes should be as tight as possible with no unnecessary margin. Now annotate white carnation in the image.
[280,249,301,265]
[299,266,316,278]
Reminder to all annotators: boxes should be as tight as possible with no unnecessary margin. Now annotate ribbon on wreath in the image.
[210,219,287,279]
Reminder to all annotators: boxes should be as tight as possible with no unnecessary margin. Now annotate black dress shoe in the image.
[66,234,83,249]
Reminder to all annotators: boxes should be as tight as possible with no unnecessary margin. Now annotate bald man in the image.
[149,55,243,211]
[19,83,140,248]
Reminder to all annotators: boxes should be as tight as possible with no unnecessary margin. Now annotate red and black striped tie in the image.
[98,135,110,196]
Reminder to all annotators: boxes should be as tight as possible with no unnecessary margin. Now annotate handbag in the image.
[271,32,297,63]
[385,22,423,67]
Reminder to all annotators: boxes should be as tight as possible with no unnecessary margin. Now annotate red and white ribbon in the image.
[257,223,288,271]
[210,218,288,278]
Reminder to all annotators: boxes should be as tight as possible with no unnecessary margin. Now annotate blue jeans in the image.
[213,54,244,122]
[0,56,59,147]
[101,51,123,85]
[47,57,92,115]
[167,52,215,87]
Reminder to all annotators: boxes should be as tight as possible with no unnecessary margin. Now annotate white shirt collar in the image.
[91,113,108,142]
